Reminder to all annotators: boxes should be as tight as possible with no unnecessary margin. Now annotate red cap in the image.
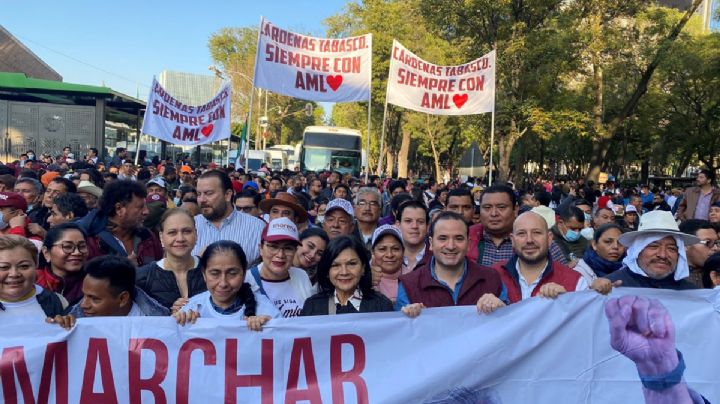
[0,192,28,211]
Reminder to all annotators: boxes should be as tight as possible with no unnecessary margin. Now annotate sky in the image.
[1,0,349,102]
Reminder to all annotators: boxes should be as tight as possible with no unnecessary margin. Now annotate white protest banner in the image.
[141,79,232,146]
[386,40,495,115]
[253,17,372,102]
[1,289,718,403]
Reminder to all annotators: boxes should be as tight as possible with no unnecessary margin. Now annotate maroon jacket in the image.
[399,259,503,307]
[492,255,581,304]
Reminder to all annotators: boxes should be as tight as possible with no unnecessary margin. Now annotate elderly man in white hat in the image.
[606,211,700,289]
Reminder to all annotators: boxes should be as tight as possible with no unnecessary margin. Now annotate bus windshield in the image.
[303,148,361,174]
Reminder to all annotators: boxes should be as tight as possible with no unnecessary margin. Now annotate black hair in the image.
[698,168,715,183]
[198,170,233,194]
[235,188,261,207]
[533,191,551,207]
[18,169,38,180]
[79,167,105,188]
[84,256,136,299]
[53,193,89,219]
[429,211,468,237]
[480,185,517,207]
[702,252,720,288]
[447,188,473,204]
[299,227,330,244]
[396,200,429,223]
[594,207,615,218]
[388,180,407,194]
[51,177,77,193]
[558,206,585,223]
[99,180,147,217]
[390,193,414,219]
[679,219,715,236]
[137,168,152,182]
[316,235,373,296]
[199,240,256,316]
[573,199,592,208]
[40,222,88,268]
[593,223,624,243]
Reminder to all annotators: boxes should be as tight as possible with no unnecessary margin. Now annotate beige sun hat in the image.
[618,210,700,247]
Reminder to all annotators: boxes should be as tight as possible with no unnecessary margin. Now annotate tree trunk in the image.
[385,150,395,178]
[397,129,411,178]
[586,0,704,181]
[427,124,443,184]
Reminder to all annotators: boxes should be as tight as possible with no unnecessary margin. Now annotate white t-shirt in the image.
[246,266,315,318]
[0,285,47,321]
[182,290,279,319]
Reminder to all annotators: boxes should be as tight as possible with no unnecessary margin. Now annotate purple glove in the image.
[604,295,678,376]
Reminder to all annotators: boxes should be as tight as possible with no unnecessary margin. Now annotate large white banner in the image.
[1,289,718,403]
[387,40,495,115]
[253,17,372,102]
[141,79,232,146]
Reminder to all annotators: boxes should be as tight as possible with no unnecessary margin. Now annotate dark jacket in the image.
[550,225,588,261]
[38,288,66,317]
[399,260,503,308]
[78,209,163,266]
[28,205,50,229]
[136,261,207,309]
[0,288,65,317]
[493,255,581,304]
[300,290,394,316]
[606,267,698,290]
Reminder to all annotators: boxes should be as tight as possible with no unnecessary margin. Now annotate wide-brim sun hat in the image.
[258,192,308,223]
[618,210,700,247]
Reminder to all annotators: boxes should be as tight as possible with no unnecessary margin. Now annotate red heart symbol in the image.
[327,75,343,91]
[452,94,469,109]
[201,124,214,137]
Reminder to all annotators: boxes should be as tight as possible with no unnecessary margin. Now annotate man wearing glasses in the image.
[679,219,720,288]
[234,189,262,219]
[354,187,382,250]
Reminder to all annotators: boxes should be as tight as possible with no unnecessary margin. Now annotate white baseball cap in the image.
[262,217,300,245]
[326,198,354,218]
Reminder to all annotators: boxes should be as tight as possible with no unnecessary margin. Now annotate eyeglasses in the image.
[698,239,720,248]
[356,200,380,208]
[264,243,297,256]
[53,242,88,254]
[236,206,255,213]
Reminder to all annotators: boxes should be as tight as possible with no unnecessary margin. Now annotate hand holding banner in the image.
[141,79,232,146]
[386,40,495,115]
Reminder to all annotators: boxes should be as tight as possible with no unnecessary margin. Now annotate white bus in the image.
[300,126,362,176]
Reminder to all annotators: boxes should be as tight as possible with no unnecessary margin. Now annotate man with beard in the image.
[192,170,265,261]
[493,212,588,303]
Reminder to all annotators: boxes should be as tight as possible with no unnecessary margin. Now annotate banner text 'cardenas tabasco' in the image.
[387,40,495,115]
[253,18,372,102]
[0,320,369,404]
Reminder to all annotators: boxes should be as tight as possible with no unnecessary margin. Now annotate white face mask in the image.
[316,215,325,224]
[580,227,594,241]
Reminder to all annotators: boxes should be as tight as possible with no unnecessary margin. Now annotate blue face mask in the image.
[564,229,581,242]
[173,197,181,206]
[0,211,7,230]
[584,213,592,223]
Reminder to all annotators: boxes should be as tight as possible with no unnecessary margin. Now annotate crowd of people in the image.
[1,147,718,399]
